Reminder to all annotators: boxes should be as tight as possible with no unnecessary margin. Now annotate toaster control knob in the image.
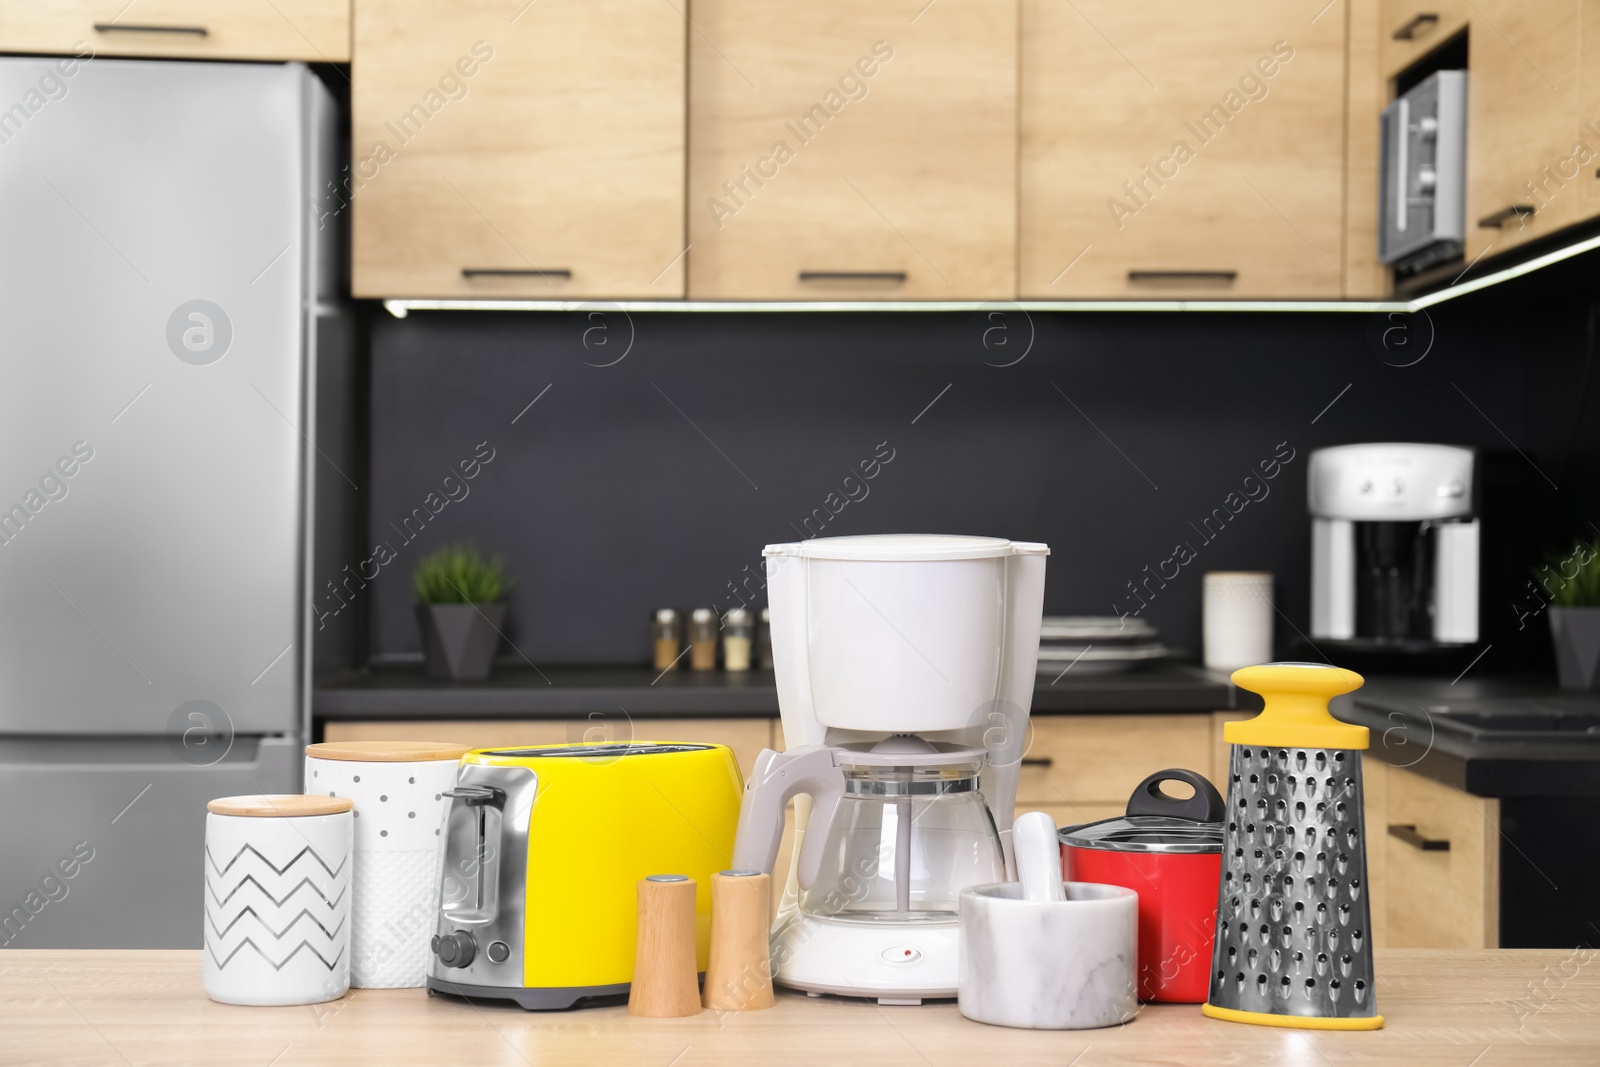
[434,930,476,968]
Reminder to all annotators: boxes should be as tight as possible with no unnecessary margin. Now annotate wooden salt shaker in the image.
[703,870,774,1011]
[628,875,701,1018]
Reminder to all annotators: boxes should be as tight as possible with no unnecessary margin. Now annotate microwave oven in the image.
[1378,70,1467,271]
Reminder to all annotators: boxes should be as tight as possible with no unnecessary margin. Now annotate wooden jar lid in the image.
[305,741,471,763]
[207,794,354,818]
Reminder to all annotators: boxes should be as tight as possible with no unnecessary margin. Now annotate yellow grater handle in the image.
[1226,662,1369,750]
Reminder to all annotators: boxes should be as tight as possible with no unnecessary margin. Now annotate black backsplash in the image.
[349,254,1599,670]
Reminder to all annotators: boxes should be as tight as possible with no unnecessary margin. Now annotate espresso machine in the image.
[1308,443,1479,648]
[731,534,1048,1003]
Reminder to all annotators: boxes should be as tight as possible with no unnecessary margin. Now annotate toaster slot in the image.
[441,784,503,922]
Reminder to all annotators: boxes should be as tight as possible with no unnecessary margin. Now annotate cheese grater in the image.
[1202,663,1384,1031]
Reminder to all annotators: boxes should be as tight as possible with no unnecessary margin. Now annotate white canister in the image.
[1203,571,1275,671]
[305,741,469,988]
[203,795,353,1006]
[958,880,1138,1030]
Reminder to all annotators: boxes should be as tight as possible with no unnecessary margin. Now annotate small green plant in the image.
[1535,537,1600,608]
[413,544,509,605]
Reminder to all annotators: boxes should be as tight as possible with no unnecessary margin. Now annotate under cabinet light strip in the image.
[383,298,1404,316]
[380,231,1600,318]
[1407,230,1600,310]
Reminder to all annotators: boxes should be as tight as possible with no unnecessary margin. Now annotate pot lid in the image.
[1058,814,1223,854]
[764,534,1049,561]
[1057,767,1225,853]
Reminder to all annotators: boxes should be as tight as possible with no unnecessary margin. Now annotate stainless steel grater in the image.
[1203,664,1384,1031]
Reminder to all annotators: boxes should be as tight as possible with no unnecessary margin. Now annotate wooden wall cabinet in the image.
[0,1,349,60]
[1020,1,1348,299]
[687,0,1018,300]
[1581,0,1600,225]
[1380,0,1467,79]
[1465,0,1581,262]
[352,0,687,298]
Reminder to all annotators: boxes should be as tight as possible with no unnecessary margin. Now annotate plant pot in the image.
[1549,605,1600,691]
[417,603,506,681]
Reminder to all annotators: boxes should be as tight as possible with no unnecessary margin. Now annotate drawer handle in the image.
[1127,270,1238,283]
[93,23,208,36]
[1387,823,1450,851]
[1477,204,1536,229]
[1391,13,1440,40]
[1020,757,1054,768]
[462,268,572,280]
[798,271,907,283]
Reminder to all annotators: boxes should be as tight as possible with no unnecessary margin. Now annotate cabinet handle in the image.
[1391,13,1440,40]
[461,268,572,280]
[798,271,907,283]
[1387,823,1450,851]
[1127,270,1237,283]
[94,22,207,35]
[1019,757,1054,768]
[1477,204,1536,229]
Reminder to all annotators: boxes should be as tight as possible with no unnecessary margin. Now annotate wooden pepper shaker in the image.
[703,869,774,1011]
[628,875,701,1018]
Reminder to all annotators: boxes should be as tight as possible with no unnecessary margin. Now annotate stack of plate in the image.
[1036,616,1168,677]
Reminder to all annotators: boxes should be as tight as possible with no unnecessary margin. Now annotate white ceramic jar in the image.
[304,741,469,988]
[1203,571,1276,671]
[203,794,353,1006]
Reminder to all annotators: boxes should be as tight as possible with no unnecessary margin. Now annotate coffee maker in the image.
[731,534,1048,1004]
[1308,443,1478,647]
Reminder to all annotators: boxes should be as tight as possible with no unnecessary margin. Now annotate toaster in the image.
[425,741,743,1009]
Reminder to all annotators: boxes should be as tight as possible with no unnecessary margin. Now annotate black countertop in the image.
[1332,677,1600,797]
[315,663,1600,797]
[313,660,1236,719]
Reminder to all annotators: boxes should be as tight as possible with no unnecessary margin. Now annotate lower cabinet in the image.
[1021,714,1217,817]
[1211,714,1499,949]
[1368,760,1500,949]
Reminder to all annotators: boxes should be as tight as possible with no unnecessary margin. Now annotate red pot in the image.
[1058,768,1224,1004]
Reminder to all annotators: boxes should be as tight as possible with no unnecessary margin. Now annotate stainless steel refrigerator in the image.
[0,58,354,948]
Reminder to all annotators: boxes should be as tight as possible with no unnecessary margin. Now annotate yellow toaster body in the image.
[426,741,743,1010]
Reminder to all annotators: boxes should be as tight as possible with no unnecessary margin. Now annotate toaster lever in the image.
[444,785,503,805]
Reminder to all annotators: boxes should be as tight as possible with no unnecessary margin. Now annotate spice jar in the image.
[689,608,717,671]
[757,608,773,670]
[722,609,754,672]
[653,609,682,672]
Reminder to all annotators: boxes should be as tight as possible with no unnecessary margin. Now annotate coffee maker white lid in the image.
[764,534,1049,561]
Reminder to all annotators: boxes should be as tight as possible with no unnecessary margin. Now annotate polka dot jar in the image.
[305,741,469,988]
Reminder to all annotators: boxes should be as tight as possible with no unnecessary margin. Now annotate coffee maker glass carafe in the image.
[801,752,1003,926]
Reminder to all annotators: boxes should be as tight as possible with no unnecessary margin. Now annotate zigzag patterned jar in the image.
[305,741,470,988]
[203,794,353,1006]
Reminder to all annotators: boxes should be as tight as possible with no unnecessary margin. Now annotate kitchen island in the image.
[3,950,1592,1066]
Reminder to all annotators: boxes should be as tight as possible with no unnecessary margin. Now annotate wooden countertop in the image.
[2,950,1594,1066]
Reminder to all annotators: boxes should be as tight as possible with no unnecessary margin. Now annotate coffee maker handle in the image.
[730,745,846,891]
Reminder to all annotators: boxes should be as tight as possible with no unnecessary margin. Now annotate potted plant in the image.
[1539,537,1600,691]
[413,544,510,681]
